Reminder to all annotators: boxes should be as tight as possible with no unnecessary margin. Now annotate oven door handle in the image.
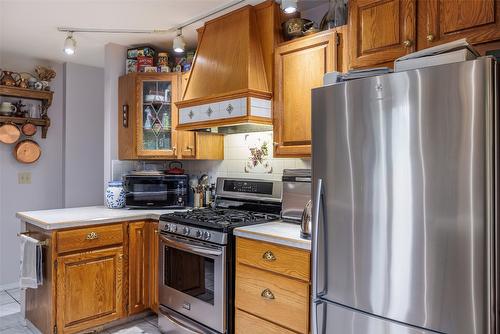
[160,235,223,257]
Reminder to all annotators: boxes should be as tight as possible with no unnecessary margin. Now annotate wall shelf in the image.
[0,85,53,138]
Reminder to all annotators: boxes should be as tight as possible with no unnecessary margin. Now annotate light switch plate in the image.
[18,172,32,184]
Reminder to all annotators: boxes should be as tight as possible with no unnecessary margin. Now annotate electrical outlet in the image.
[18,172,32,184]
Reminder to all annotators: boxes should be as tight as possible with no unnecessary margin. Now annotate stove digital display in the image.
[223,180,273,195]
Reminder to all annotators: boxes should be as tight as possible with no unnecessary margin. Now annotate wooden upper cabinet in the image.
[419,0,500,48]
[274,30,337,157]
[56,247,124,334]
[348,0,416,69]
[128,221,150,315]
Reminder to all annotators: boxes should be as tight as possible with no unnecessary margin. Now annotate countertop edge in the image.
[16,212,163,230]
[233,228,311,251]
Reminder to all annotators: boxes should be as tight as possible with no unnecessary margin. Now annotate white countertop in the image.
[16,206,189,230]
[234,221,311,251]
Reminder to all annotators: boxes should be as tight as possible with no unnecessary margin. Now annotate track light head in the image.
[281,0,298,14]
[63,32,76,55]
[173,28,186,53]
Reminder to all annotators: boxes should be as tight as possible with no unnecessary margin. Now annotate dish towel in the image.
[19,234,40,289]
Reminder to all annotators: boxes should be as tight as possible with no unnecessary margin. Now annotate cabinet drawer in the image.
[235,309,296,334]
[56,224,124,254]
[236,237,310,281]
[236,264,309,333]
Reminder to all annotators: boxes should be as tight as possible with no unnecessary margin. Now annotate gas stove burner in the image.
[162,208,281,233]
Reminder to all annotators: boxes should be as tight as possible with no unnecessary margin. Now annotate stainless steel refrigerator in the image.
[311,57,498,334]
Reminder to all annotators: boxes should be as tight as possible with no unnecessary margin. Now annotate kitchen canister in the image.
[106,181,126,209]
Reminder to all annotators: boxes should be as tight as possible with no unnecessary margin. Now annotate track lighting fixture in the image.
[281,0,298,14]
[63,32,76,55]
[173,28,186,53]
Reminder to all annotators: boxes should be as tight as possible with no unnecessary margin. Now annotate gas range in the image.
[160,208,281,245]
[157,177,282,334]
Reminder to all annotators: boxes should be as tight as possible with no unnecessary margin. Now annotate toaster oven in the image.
[123,174,188,209]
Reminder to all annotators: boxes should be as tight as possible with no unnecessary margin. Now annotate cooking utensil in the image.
[300,200,312,239]
[13,139,41,164]
[199,174,209,186]
[166,161,184,175]
[21,122,37,136]
[0,123,21,144]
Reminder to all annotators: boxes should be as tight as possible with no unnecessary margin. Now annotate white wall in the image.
[103,43,126,195]
[0,54,64,288]
[63,63,104,207]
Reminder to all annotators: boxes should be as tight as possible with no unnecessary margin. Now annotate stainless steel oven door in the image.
[159,233,226,333]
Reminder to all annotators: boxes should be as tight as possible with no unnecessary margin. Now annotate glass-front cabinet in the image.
[118,72,224,160]
[137,74,178,158]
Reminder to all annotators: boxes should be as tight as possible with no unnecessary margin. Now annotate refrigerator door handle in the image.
[311,178,326,297]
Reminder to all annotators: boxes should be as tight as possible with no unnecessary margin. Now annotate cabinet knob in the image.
[261,288,275,300]
[402,40,413,47]
[273,142,279,147]
[262,250,276,261]
[426,34,435,42]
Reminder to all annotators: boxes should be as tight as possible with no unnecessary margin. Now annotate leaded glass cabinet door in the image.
[136,73,179,158]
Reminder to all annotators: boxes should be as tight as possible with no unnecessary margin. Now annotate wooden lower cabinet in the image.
[149,221,160,313]
[56,246,124,334]
[235,309,296,334]
[25,220,162,334]
[235,237,311,334]
[128,221,150,315]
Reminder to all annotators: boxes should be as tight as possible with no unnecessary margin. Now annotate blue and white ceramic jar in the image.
[106,181,125,209]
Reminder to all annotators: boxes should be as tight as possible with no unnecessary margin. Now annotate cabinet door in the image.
[136,73,179,159]
[419,0,500,49]
[149,222,159,313]
[348,0,416,69]
[118,75,138,159]
[274,31,337,157]
[128,221,150,315]
[56,247,124,334]
[178,131,196,159]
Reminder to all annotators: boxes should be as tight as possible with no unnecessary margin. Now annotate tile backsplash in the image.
[111,131,310,183]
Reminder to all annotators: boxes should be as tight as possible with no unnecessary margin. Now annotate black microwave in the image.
[123,174,188,209]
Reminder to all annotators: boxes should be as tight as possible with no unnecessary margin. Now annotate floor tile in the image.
[0,292,15,306]
[0,312,25,330]
[0,325,33,333]
[6,289,21,303]
[107,319,161,334]
[0,302,21,318]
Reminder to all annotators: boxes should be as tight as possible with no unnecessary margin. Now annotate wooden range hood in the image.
[176,5,273,132]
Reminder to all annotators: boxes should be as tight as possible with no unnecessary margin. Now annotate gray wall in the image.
[63,63,104,207]
[0,54,104,287]
[0,54,64,288]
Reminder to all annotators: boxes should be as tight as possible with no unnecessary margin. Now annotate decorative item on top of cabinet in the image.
[418,0,500,50]
[273,29,339,157]
[348,0,416,69]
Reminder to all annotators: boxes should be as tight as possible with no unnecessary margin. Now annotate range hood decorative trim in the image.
[176,88,271,109]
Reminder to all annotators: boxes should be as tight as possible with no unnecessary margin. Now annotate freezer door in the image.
[314,299,436,334]
[311,58,496,334]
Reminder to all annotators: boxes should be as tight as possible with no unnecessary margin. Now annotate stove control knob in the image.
[165,224,171,232]
[195,230,202,239]
[170,224,177,233]
[203,231,211,240]
[182,227,190,235]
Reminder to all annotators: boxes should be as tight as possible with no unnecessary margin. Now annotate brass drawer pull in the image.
[86,232,98,240]
[261,288,275,300]
[262,250,276,261]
